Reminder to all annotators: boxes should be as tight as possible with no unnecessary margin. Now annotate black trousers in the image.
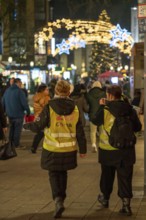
[31,131,44,151]
[48,170,67,200]
[100,164,133,200]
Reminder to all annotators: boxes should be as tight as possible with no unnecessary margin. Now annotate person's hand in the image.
[23,123,29,130]
[2,127,7,135]
[99,98,106,105]
[80,154,86,158]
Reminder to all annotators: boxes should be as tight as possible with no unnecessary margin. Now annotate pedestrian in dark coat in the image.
[23,80,87,218]
[92,85,142,216]
[2,78,30,148]
[86,81,106,152]
[70,83,89,127]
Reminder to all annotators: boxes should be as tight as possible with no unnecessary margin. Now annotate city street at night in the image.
[0,1,146,220]
[0,126,145,220]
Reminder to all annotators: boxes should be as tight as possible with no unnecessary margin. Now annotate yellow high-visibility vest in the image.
[99,108,118,151]
[43,106,79,152]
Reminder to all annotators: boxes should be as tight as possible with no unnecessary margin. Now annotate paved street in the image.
[0,125,145,220]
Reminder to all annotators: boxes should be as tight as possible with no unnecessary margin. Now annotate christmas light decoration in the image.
[110,24,133,48]
[68,36,86,49]
[56,39,70,55]
[35,10,133,56]
[55,36,86,55]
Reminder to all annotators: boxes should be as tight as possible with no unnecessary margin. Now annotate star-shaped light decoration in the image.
[56,39,70,55]
[109,24,132,47]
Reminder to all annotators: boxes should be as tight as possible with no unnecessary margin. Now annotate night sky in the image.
[51,0,138,31]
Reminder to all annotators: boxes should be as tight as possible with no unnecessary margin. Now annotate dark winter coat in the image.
[92,100,142,167]
[86,87,106,121]
[70,92,89,127]
[2,84,30,118]
[23,97,87,171]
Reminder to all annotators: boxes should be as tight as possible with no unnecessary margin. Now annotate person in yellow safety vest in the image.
[91,85,141,216]
[23,80,87,218]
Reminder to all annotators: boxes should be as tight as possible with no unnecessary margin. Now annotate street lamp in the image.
[8,56,13,64]
[29,61,34,94]
[8,56,13,74]
[124,65,129,71]
[30,61,34,68]
[110,66,114,71]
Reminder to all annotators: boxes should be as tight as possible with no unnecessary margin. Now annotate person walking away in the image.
[70,83,89,127]
[92,85,141,216]
[131,90,141,108]
[30,84,50,153]
[21,83,28,98]
[86,80,106,152]
[23,80,87,218]
[2,78,30,148]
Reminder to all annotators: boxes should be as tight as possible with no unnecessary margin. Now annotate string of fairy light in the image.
[35,10,134,56]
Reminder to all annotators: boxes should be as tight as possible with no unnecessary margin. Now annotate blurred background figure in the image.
[9,77,15,86]
[30,84,50,153]
[48,78,58,99]
[70,83,89,127]
[2,78,30,148]
[86,81,106,152]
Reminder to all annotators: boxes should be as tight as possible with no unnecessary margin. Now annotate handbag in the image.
[0,141,17,160]
[24,115,34,123]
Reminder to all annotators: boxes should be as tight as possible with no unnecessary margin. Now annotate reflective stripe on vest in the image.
[50,133,76,138]
[99,109,118,151]
[44,138,76,148]
[43,105,79,152]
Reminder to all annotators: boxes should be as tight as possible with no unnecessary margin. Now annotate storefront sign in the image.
[138,4,146,18]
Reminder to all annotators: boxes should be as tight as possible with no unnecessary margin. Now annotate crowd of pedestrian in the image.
[0,76,143,218]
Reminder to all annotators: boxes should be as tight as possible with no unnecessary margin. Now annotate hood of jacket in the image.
[88,87,105,99]
[106,100,133,117]
[49,97,76,115]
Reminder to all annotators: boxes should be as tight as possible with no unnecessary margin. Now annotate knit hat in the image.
[92,81,102,88]
[55,80,70,97]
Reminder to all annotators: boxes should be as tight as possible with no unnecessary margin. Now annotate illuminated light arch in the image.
[56,37,86,55]
[35,14,134,56]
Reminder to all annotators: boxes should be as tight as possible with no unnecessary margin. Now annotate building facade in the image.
[1,0,50,65]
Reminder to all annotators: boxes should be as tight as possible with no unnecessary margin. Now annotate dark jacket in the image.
[92,100,142,167]
[70,92,89,127]
[24,97,87,171]
[0,100,7,140]
[2,84,30,118]
[86,87,106,121]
